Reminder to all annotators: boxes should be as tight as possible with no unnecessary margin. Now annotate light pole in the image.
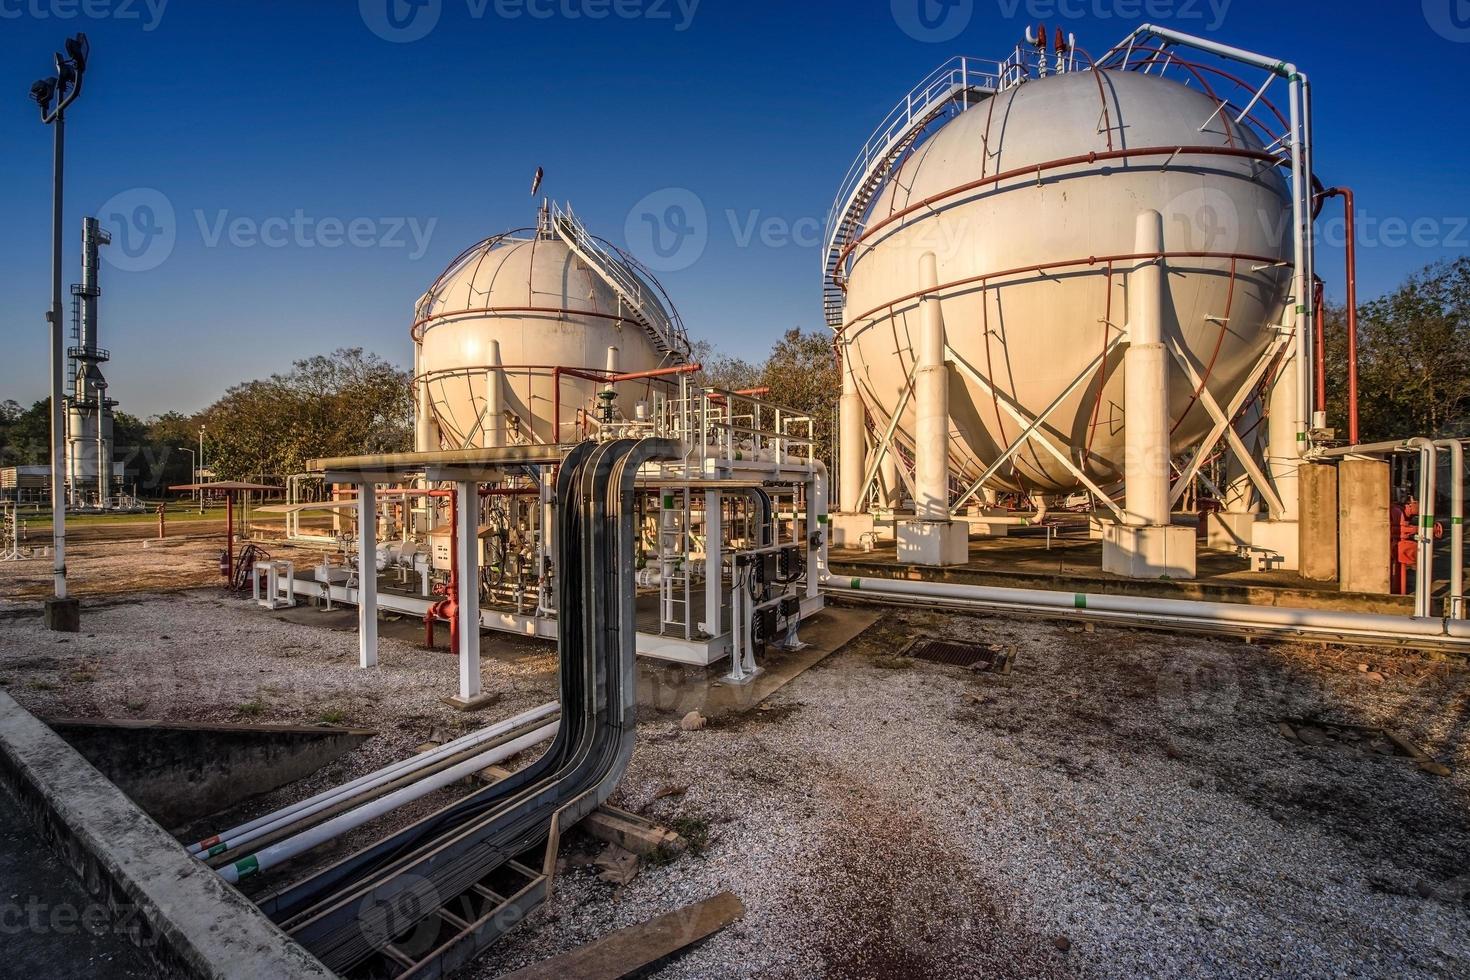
[198,425,206,514]
[30,33,89,632]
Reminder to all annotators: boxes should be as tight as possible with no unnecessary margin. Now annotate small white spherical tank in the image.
[840,68,1295,495]
[415,222,686,447]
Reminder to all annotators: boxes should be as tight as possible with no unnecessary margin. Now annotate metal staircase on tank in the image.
[821,55,1024,328]
[550,201,691,359]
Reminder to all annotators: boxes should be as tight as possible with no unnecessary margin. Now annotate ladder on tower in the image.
[821,56,1019,328]
[550,201,690,359]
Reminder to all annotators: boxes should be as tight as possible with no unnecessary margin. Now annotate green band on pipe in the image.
[208,843,227,857]
[850,578,861,589]
[1074,594,1087,609]
[234,855,260,879]
[1454,517,1464,526]
[1422,515,1436,528]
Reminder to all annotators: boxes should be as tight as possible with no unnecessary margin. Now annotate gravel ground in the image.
[1,590,1467,978]
[474,610,1470,979]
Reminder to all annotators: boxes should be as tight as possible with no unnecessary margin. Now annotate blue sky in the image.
[2,0,1467,417]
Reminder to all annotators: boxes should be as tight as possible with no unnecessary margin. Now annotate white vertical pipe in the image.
[358,483,378,668]
[1412,441,1438,619]
[838,343,865,512]
[703,489,721,637]
[1124,211,1170,527]
[413,344,432,453]
[485,338,505,448]
[456,480,481,700]
[809,461,829,601]
[1272,73,1306,522]
[1437,440,1464,619]
[914,252,949,522]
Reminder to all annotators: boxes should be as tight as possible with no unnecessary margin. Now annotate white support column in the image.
[455,480,482,705]
[896,252,967,565]
[1102,211,1195,579]
[1123,212,1170,528]
[702,489,722,639]
[485,339,505,448]
[357,482,378,668]
[914,251,950,522]
[838,343,864,511]
[831,341,876,548]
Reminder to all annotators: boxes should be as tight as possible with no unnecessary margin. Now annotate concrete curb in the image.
[0,690,336,980]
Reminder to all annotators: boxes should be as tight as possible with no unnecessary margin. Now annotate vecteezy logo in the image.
[892,0,973,43]
[1163,187,1242,255]
[624,188,707,273]
[360,0,442,43]
[98,188,176,273]
[1424,0,1470,42]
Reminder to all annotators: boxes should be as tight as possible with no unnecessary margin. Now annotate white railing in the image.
[820,55,1021,326]
[551,201,690,357]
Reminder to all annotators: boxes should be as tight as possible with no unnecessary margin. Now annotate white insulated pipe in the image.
[914,252,949,522]
[831,576,1470,649]
[188,701,560,858]
[218,721,559,884]
[1438,440,1465,619]
[1124,211,1170,527]
[838,343,865,512]
[1413,439,1438,620]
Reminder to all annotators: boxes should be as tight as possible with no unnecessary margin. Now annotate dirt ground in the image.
[1,531,1468,978]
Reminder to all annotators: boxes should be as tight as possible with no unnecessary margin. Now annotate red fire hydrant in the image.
[423,488,459,653]
[1390,500,1444,596]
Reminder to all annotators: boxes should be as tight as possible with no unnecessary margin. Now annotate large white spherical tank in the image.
[842,69,1294,495]
[416,232,682,447]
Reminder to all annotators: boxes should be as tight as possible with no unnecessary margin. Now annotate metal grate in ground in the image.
[901,637,1013,673]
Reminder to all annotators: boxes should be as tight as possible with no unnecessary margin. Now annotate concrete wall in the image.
[1299,463,1339,582]
[1339,458,1392,595]
[0,691,334,980]
[49,717,372,829]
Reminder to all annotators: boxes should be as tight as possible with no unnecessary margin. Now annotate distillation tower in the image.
[66,216,116,510]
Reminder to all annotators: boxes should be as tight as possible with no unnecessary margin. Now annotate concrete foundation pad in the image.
[43,596,80,632]
[443,691,503,712]
[1102,524,1197,579]
[828,513,874,549]
[0,690,332,979]
[1252,519,1301,572]
[897,519,969,566]
[1207,512,1256,551]
[956,514,1011,537]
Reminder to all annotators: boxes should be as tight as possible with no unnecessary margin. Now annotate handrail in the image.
[821,55,1017,327]
[550,201,690,358]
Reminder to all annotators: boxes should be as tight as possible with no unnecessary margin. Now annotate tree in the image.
[757,328,840,465]
[198,348,412,480]
[0,398,51,467]
[687,339,761,392]
[1323,257,1470,440]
